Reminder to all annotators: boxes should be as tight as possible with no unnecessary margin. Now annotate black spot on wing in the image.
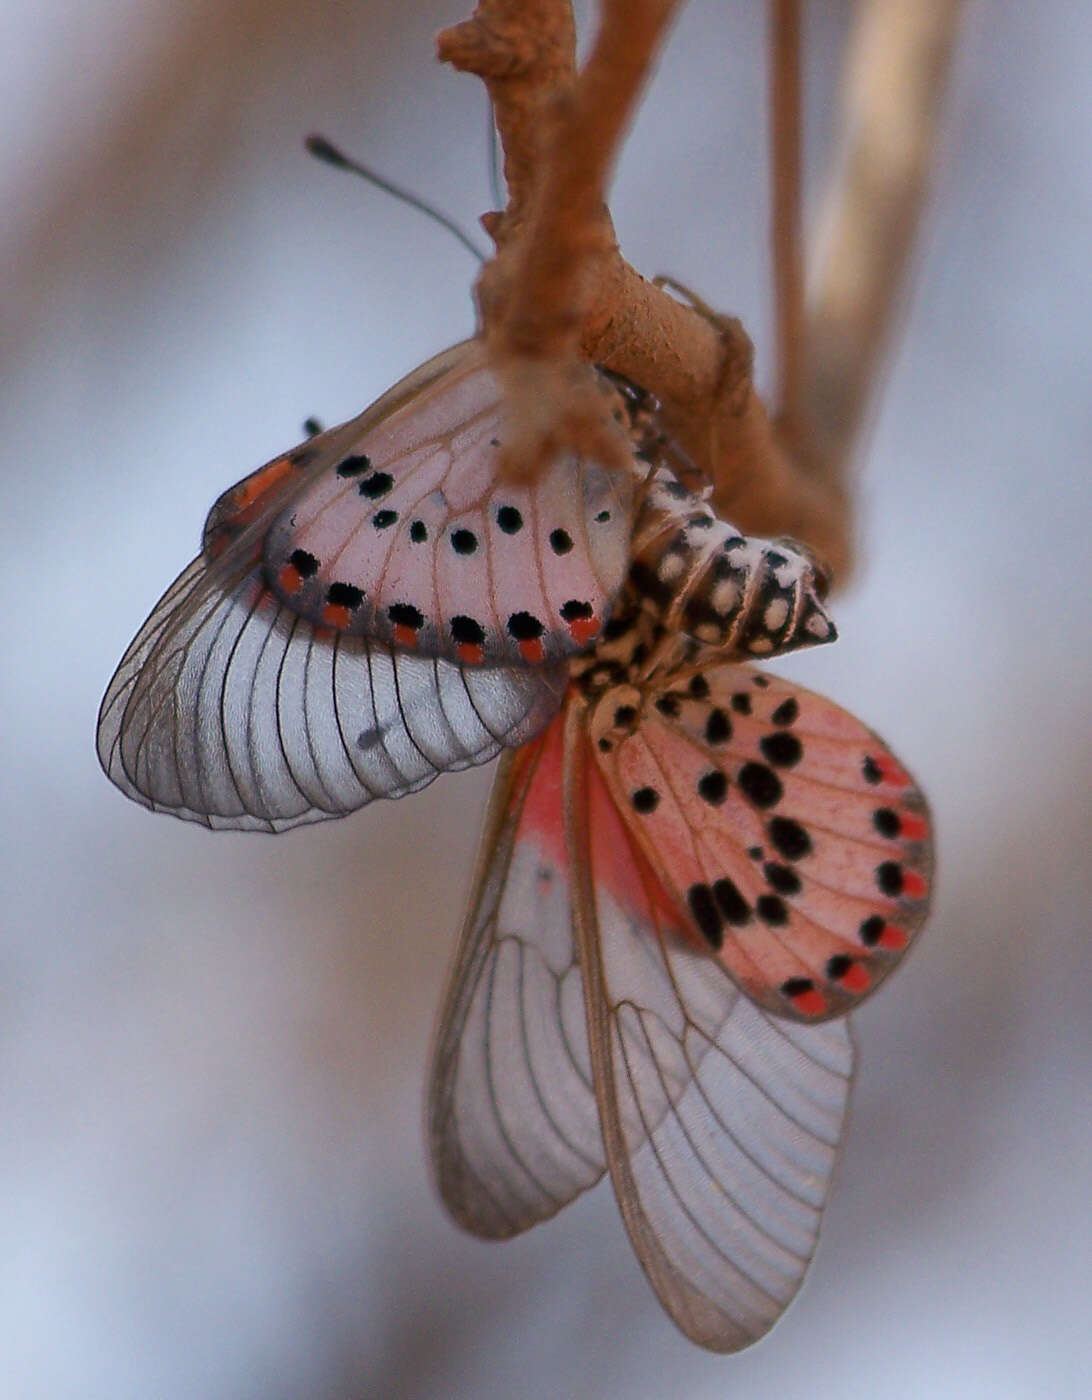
[768,815,811,861]
[326,581,363,610]
[873,807,900,838]
[631,787,660,814]
[289,549,319,579]
[756,893,788,925]
[450,616,485,646]
[704,708,731,744]
[697,769,728,806]
[759,731,802,768]
[712,877,750,925]
[388,603,424,630]
[739,762,782,809]
[336,453,372,479]
[358,470,393,497]
[764,862,801,896]
[687,884,723,948]
[506,612,545,641]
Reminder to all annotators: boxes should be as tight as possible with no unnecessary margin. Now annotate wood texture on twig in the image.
[440,0,852,576]
[439,0,961,583]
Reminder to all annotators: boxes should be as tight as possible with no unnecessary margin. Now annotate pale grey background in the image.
[2,1,1090,1397]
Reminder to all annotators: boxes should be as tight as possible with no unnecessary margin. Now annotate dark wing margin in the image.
[97,556,566,832]
[428,712,606,1238]
[564,703,856,1352]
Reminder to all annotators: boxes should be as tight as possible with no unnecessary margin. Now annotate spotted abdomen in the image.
[629,471,835,660]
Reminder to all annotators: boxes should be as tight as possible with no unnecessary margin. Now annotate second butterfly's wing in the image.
[428,714,605,1237]
[589,664,933,1021]
[254,340,635,666]
[563,703,855,1352]
[97,551,566,832]
[430,694,853,1353]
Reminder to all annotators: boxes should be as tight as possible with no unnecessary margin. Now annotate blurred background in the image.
[3,1,1090,1396]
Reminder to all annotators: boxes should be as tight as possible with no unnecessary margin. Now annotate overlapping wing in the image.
[590,663,932,1021]
[428,714,605,1236]
[565,705,855,1351]
[257,341,635,666]
[430,695,854,1352]
[97,555,565,832]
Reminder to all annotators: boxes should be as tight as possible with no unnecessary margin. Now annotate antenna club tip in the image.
[305,134,348,168]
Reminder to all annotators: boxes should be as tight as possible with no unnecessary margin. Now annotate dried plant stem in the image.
[770,0,805,438]
[439,1,960,582]
[441,0,689,484]
[439,1,578,225]
[804,0,965,474]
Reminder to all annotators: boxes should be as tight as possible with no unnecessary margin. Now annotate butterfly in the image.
[97,339,932,1350]
[98,341,634,829]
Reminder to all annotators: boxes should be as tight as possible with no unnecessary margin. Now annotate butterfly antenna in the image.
[305,134,487,264]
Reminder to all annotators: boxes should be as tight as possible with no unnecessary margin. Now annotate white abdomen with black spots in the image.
[628,470,835,660]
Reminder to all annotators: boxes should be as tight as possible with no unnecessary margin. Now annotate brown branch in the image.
[441,0,687,484]
[769,0,805,438]
[492,0,682,363]
[438,1,577,226]
[440,0,918,580]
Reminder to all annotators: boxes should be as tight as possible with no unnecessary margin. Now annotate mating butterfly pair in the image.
[97,339,932,1352]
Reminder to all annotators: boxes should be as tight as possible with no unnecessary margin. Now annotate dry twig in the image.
[804,0,965,474]
[770,0,805,440]
[439,0,961,583]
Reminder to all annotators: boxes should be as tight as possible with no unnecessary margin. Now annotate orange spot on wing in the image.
[204,523,240,559]
[876,754,910,787]
[842,962,871,994]
[278,564,302,595]
[792,988,828,1018]
[568,616,600,645]
[456,642,484,665]
[393,624,418,648]
[899,813,929,841]
[206,457,296,558]
[901,870,928,899]
[323,604,351,629]
[234,456,293,512]
[512,712,569,868]
[878,924,908,951]
[518,638,546,663]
